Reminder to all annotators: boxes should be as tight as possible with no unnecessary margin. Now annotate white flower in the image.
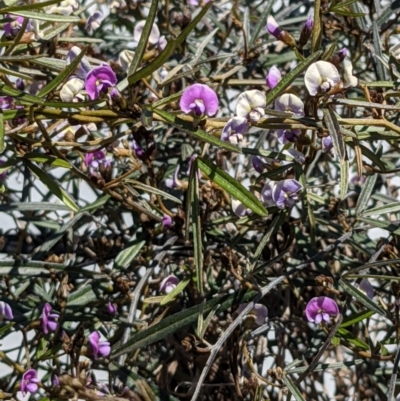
[235,90,266,123]
[60,78,84,102]
[118,50,135,71]
[342,59,358,88]
[304,61,340,96]
[274,93,304,116]
[283,149,306,164]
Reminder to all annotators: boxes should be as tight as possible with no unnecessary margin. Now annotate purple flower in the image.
[179,84,219,117]
[0,96,14,110]
[262,179,302,209]
[232,199,251,217]
[221,116,248,145]
[284,149,306,164]
[305,15,313,31]
[41,303,58,334]
[266,16,282,39]
[277,128,301,144]
[322,136,333,153]
[299,15,313,47]
[252,156,267,173]
[20,369,40,396]
[88,331,111,359]
[0,301,13,320]
[162,215,173,229]
[85,64,117,100]
[106,302,118,315]
[85,11,103,34]
[132,140,144,157]
[134,21,167,51]
[4,15,25,37]
[165,165,181,189]
[159,275,180,294]
[66,46,92,80]
[274,94,304,117]
[305,296,339,324]
[359,278,374,299]
[266,66,281,89]
[85,150,111,176]
[235,303,268,326]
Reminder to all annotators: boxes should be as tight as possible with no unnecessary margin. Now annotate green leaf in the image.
[340,310,375,328]
[0,201,72,212]
[128,0,159,76]
[0,82,44,105]
[265,51,322,106]
[339,278,388,317]
[337,327,370,350]
[67,285,97,306]
[9,10,80,22]
[0,111,4,154]
[357,217,400,235]
[281,375,306,401]
[311,0,322,53]
[24,160,79,212]
[153,108,241,152]
[361,201,400,217]
[249,1,273,46]
[128,1,213,85]
[37,47,88,98]
[197,157,267,217]
[323,107,346,161]
[114,241,146,270]
[111,289,257,358]
[340,159,349,200]
[23,153,71,168]
[188,159,203,294]
[160,277,191,306]
[355,175,377,216]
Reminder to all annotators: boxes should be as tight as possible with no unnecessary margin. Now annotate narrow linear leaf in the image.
[23,153,71,168]
[311,0,322,53]
[114,241,146,270]
[197,157,267,217]
[355,174,377,216]
[361,201,400,217]
[128,0,159,76]
[128,1,213,85]
[24,160,79,212]
[249,1,273,46]
[0,83,44,105]
[189,159,203,294]
[357,217,400,235]
[190,28,219,66]
[111,289,257,358]
[265,51,322,106]
[67,285,97,306]
[0,111,4,154]
[282,375,306,401]
[340,159,349,200]
[340,310,375,328]
[372,21,387,81]
[339,278,387,317]
[323,107,346,161]
[337,327,370,350]
[9,10,80,22]
[0,202,71,212]
[153,108,240,152]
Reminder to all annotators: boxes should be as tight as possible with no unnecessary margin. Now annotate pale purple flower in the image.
[252,156,265,173]
[88,331,111,359]
[4,15,25,37]
[165,165,181,189]
[262,179,302,209]
[180,84,219,117]
[284,149,306,164]
[20,369,40,396]
[85,64,117,100]
[266,66,281,89]
[322,136,333,153]
[235,303,268,326]
[274,94,304,117]
[85,11,103,34]
[85,150,111,176]
[221,116,248,145]
[304,61,340,96]
[132,140,144,157]
[305,15,313,31]
[134,21,167,51]
[277,128,301,144]
[236,90,266,123]
[266,16,282,39]
[159,275,180,294]
[60,78,85,102]
[0,301,13,320]
[0,96,14,110]
[41,303,58,334]
[66,46,92,80]
[189,0,210,5]
[232,199,251,217]
[305,296,339,324]
[162,215,173,229]
[52,375,60,387]
[106,302,118,315]
[359,278,374,299]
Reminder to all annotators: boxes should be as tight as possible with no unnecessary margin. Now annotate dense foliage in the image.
[2,0,400,400]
